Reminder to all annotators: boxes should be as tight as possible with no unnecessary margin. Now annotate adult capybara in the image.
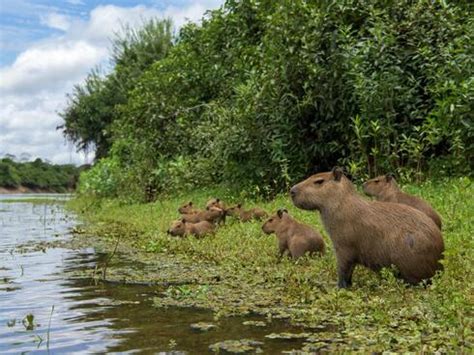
[262,209,325,259]
[227,204,268,222]
[167,219,215,237]
[363,174,442,229]
[290,167,444,288]
[206,198,227,211]
[178,201,201,215]
[181,206,224,224]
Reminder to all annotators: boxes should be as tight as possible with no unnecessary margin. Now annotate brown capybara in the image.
[290,167,444,288]
[167,219,215,237]
[363,174,442,229]
[181,206,225,224]
[206,198,227,211]
[262,209,325,259]
[178,201,201,215]
[227,204,268,222]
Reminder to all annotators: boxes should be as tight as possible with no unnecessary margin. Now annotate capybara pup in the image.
[262,209,325,258]
[167,219,215,237]
[178,201,201,215]
[181,206,224,224]
[290,167,444,288]
[206,198,227,211]
[227,204,268,222]
[363,174,442,229]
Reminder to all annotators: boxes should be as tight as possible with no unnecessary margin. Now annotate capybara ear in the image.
[189,201,193,206]
[216,198,220,202]
[386,173,394,182]
[237,203,242,208]
[277,209,288,218]
[181,218,186,223]
[332,167,344,181]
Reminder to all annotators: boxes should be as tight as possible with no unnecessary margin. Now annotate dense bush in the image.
[0,158,80,192]
[61,1,473,200]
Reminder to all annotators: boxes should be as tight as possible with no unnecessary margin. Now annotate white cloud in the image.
[0,2,224,165]
[40,13,72,31]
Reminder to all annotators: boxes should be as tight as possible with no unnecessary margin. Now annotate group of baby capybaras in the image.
[167,168,444,288]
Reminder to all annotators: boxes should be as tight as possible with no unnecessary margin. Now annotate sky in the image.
[0,0,223,165]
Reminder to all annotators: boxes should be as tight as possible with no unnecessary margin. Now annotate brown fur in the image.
[227,204,268,222]
[206,198,227,211]
[178,201,201,215]
[181,206,225,224]
[167,219,215,237]
[290,168,444,288]
[262,209,325,259]
[363,174,442,229]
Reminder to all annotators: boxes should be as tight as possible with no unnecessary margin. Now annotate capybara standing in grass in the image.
[167,219,215,237]
[262,209,325,258]
[181,206,225,224]
[290,168,444,288]
[363,174,442,229]
[178,201,201,215]
[227,204,268,222]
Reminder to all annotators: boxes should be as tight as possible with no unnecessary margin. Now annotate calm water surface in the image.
[0,194,304,354]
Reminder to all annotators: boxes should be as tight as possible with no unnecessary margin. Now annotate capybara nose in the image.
[290,186,298,198]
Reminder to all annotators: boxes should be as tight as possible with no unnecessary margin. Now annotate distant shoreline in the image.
[0,186,74,194]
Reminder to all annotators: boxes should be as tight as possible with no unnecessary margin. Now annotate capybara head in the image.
[206,198,225,210]
[226,203,242,216]
[362,174,396,197]
[262,209,288,234]
[290,167,351,211]
[206,206,225,219]
[167,219,186,236]
[178,201,194,214]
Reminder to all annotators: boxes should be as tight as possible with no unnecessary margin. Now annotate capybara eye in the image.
[374,179,380,183]
[269,218,273,222]
[314,179,324,185]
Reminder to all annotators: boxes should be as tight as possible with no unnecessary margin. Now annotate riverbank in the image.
[67,178,473,352]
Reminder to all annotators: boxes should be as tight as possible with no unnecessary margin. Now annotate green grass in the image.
[67,177,473,352]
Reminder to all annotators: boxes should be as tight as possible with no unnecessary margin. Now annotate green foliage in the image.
[64,1,473,200]
[59,19,173,159]
[68,177,473,352]
[0,158,79,191]
[78,157,122,198]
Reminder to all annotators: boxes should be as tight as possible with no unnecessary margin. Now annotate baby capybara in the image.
[262,209,325,259]
[206,198,227,211]
[181,206,224,224]
[363,174,442,229]
[167,219,215,237]
[227,204,268,222]
[290,167,444,288]
[178,201,201,215]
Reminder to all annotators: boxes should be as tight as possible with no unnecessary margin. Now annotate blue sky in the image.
[0,0,223,164]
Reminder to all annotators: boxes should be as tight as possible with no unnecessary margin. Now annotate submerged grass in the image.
[67,177,473,352]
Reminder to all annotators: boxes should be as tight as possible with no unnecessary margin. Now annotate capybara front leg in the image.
[337,260,355,289]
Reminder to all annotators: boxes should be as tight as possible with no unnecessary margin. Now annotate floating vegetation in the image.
[242,321,266,327]
[209,339,264,354]
[190,322,217,332]
[265,332,311,341]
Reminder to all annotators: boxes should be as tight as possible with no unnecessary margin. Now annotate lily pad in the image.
[209,339,264,353]
[190,322,217,331]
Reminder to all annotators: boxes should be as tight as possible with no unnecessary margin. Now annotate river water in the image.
[0,194,304,354]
